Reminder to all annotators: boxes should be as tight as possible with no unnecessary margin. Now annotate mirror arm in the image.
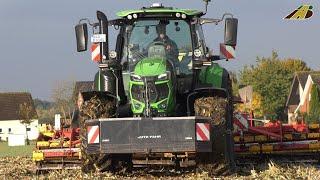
[221,13,234,20]
[79,18,122,28]
[202,0,211,15]
[200,13,234,25]
[78,18,97,27]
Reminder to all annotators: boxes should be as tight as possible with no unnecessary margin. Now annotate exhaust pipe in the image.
[97,11,109,63]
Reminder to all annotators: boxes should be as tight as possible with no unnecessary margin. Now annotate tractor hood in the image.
[134,58,166,77]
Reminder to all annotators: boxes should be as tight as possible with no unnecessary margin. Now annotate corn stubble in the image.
[79,95,116,120]
[194,96,227,126]
[1,157,320,179]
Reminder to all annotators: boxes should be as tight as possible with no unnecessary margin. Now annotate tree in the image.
[34,99,55,120]
[239,51,311,119]
[306,84,320,123]
[19,102,36,145]
[229,71,239,96]
[51,80,75,122]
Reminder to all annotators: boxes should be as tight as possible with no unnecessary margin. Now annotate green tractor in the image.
[75,1,238,174]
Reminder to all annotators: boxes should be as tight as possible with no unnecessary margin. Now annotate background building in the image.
[0,92,38,141]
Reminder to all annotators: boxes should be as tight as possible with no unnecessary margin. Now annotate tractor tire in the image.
[79,94,116,173]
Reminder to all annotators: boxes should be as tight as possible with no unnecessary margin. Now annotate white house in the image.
[0,92,39,141]
[286,71,320,123]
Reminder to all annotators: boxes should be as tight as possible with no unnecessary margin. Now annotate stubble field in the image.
[1,156,320,180]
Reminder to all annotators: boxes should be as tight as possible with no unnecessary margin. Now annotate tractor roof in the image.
[117,6,203,18]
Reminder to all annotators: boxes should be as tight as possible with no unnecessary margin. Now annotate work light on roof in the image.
[151,3,163,8]
[133,13,138,19]
[176,13,181,18]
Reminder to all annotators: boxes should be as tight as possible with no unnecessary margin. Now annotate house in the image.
[73,81,94,99]
[72,81,94,106]
[38,118,54,126]
[286,71,320,123]
[0,92,38,141]
[238,85,253,104]
[73,81,94,95]
[38,118,54,133]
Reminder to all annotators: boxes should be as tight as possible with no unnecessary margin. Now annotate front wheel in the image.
[194,95,235,175]
[79,93,117,172]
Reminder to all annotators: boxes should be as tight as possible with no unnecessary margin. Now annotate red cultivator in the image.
[32,128,82,170]
[234,112,320,157]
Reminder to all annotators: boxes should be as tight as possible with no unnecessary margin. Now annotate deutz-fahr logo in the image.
[284,5,313,20]
[137,135,162,139]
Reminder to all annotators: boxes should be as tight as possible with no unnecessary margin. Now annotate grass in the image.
[0,141,35,157]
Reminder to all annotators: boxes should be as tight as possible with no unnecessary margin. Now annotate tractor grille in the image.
[131,82,169,103]
[147,82,158,103]
[131,84,144,102]
[156,83,169,101]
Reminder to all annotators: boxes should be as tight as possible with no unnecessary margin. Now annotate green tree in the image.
[306,84,320,123]
[239,51,311,119]
[19,102,36,145]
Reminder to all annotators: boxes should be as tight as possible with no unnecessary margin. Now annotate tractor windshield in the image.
[122,19,193,75]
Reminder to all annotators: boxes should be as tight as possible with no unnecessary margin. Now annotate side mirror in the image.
[224,18,238,46]
[75,23,88,52]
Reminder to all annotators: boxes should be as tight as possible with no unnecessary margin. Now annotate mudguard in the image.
[187,87,235,169]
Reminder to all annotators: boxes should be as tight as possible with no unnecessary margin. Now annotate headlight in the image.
[158,101,167,109]
[130,74,142,81]
[157,71,170,81]
[134,103,142,110]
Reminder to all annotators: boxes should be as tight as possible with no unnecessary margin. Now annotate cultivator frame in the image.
[32,128,82,170]
[233,112,320,157]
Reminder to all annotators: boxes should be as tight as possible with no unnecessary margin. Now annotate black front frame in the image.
[85,116,212,154]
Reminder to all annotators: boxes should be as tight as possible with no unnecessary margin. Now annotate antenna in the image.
[203,0,211,15]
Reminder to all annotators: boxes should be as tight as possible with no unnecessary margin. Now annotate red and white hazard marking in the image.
[196,123,210,141]
[87,125,100,144]
[220,44,236,59]
[233,112,249,131]
[91,43,101,62]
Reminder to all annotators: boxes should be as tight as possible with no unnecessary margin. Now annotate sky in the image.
[0,0,319,100]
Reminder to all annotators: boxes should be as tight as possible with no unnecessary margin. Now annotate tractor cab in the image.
[119,11,205,76]
[116,6,208,116]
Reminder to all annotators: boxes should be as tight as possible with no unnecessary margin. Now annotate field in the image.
[1,156,320,179]
[1,143,320,179]
[0,141,35,157]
